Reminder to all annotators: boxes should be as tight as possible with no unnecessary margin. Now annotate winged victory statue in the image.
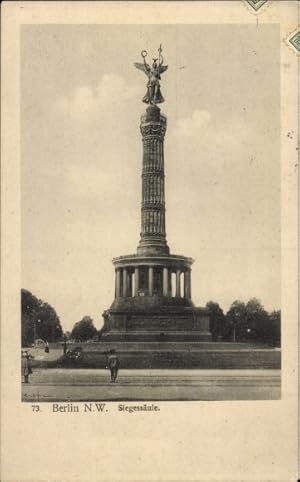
[134,45,168,105]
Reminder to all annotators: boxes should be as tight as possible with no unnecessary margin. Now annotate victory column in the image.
[102,46,211,343]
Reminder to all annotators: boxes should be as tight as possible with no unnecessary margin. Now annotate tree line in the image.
[22,289,280,346]
[207,298,280,346]
[21,289,63,346]
[21,289,102,346]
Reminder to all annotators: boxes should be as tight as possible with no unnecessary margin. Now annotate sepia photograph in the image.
[21,22,281,402]
[1,2,298,481]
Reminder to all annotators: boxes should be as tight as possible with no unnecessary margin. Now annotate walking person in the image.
[106,349,120,383]
[21,351,29,383]
[45,341,50,353]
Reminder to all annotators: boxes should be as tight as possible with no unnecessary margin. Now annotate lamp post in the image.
[233,312,241,343]
[233,322,236,343]
[33,318,41,345]
[33,319,36,344]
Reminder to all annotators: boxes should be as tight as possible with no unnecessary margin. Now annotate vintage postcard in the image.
[1,1,298,481]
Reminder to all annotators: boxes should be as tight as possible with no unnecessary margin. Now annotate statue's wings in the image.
[134,62,150,75]
[158,64,168,75]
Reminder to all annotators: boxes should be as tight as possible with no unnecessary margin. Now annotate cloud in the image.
[55,74,137,121]
[177,109,211,136]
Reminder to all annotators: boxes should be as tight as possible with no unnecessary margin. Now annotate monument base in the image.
[106,253,212,344]
[102,301,212,342]
[101,331,212,342]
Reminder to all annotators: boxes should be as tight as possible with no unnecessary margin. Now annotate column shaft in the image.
[184,270,191,299]
[116,269,121,298]
[128,272,132,297]
[187,270,191,299]
[163,267,169,297]
[122,268,128,297]
[168,270,172,297]
[148,266,154,296]
[134,267,139,296]
[176,270,181,298]
[184,271,189,299]
[138,107,169,255]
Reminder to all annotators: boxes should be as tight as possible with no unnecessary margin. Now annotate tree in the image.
[247,302,280,346]
[206,301,225,341]
[70,316,97,342]
[245,298,269,343]
[268,310,281,346]
[225,300,247,342]
[224,298,280,345]
[21,289,63,346]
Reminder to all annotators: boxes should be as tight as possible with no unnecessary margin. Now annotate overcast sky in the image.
[21,24,280,331]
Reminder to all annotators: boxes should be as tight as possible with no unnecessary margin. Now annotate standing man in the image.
[22,351,33,383]
[21,351,29,383]
[106,349,120,383]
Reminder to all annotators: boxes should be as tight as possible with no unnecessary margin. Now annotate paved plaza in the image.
[22,368,280,401]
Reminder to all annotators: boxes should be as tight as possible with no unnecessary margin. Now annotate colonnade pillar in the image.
[116,266,191,299]
[187,270,191,299]
[123,268,128,297]
[176,269,181,297]
[163,267,169,297]
[148,266,154,297]
[134,267,139,296]
[115,269,121,298]
[184,269,191,299]
[128,272,132,297]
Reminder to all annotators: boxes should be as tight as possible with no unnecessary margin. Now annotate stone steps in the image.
[32,348,280,370]
[63,341,276,351]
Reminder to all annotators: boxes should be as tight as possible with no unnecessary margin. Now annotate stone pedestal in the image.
[102,253,211,342]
